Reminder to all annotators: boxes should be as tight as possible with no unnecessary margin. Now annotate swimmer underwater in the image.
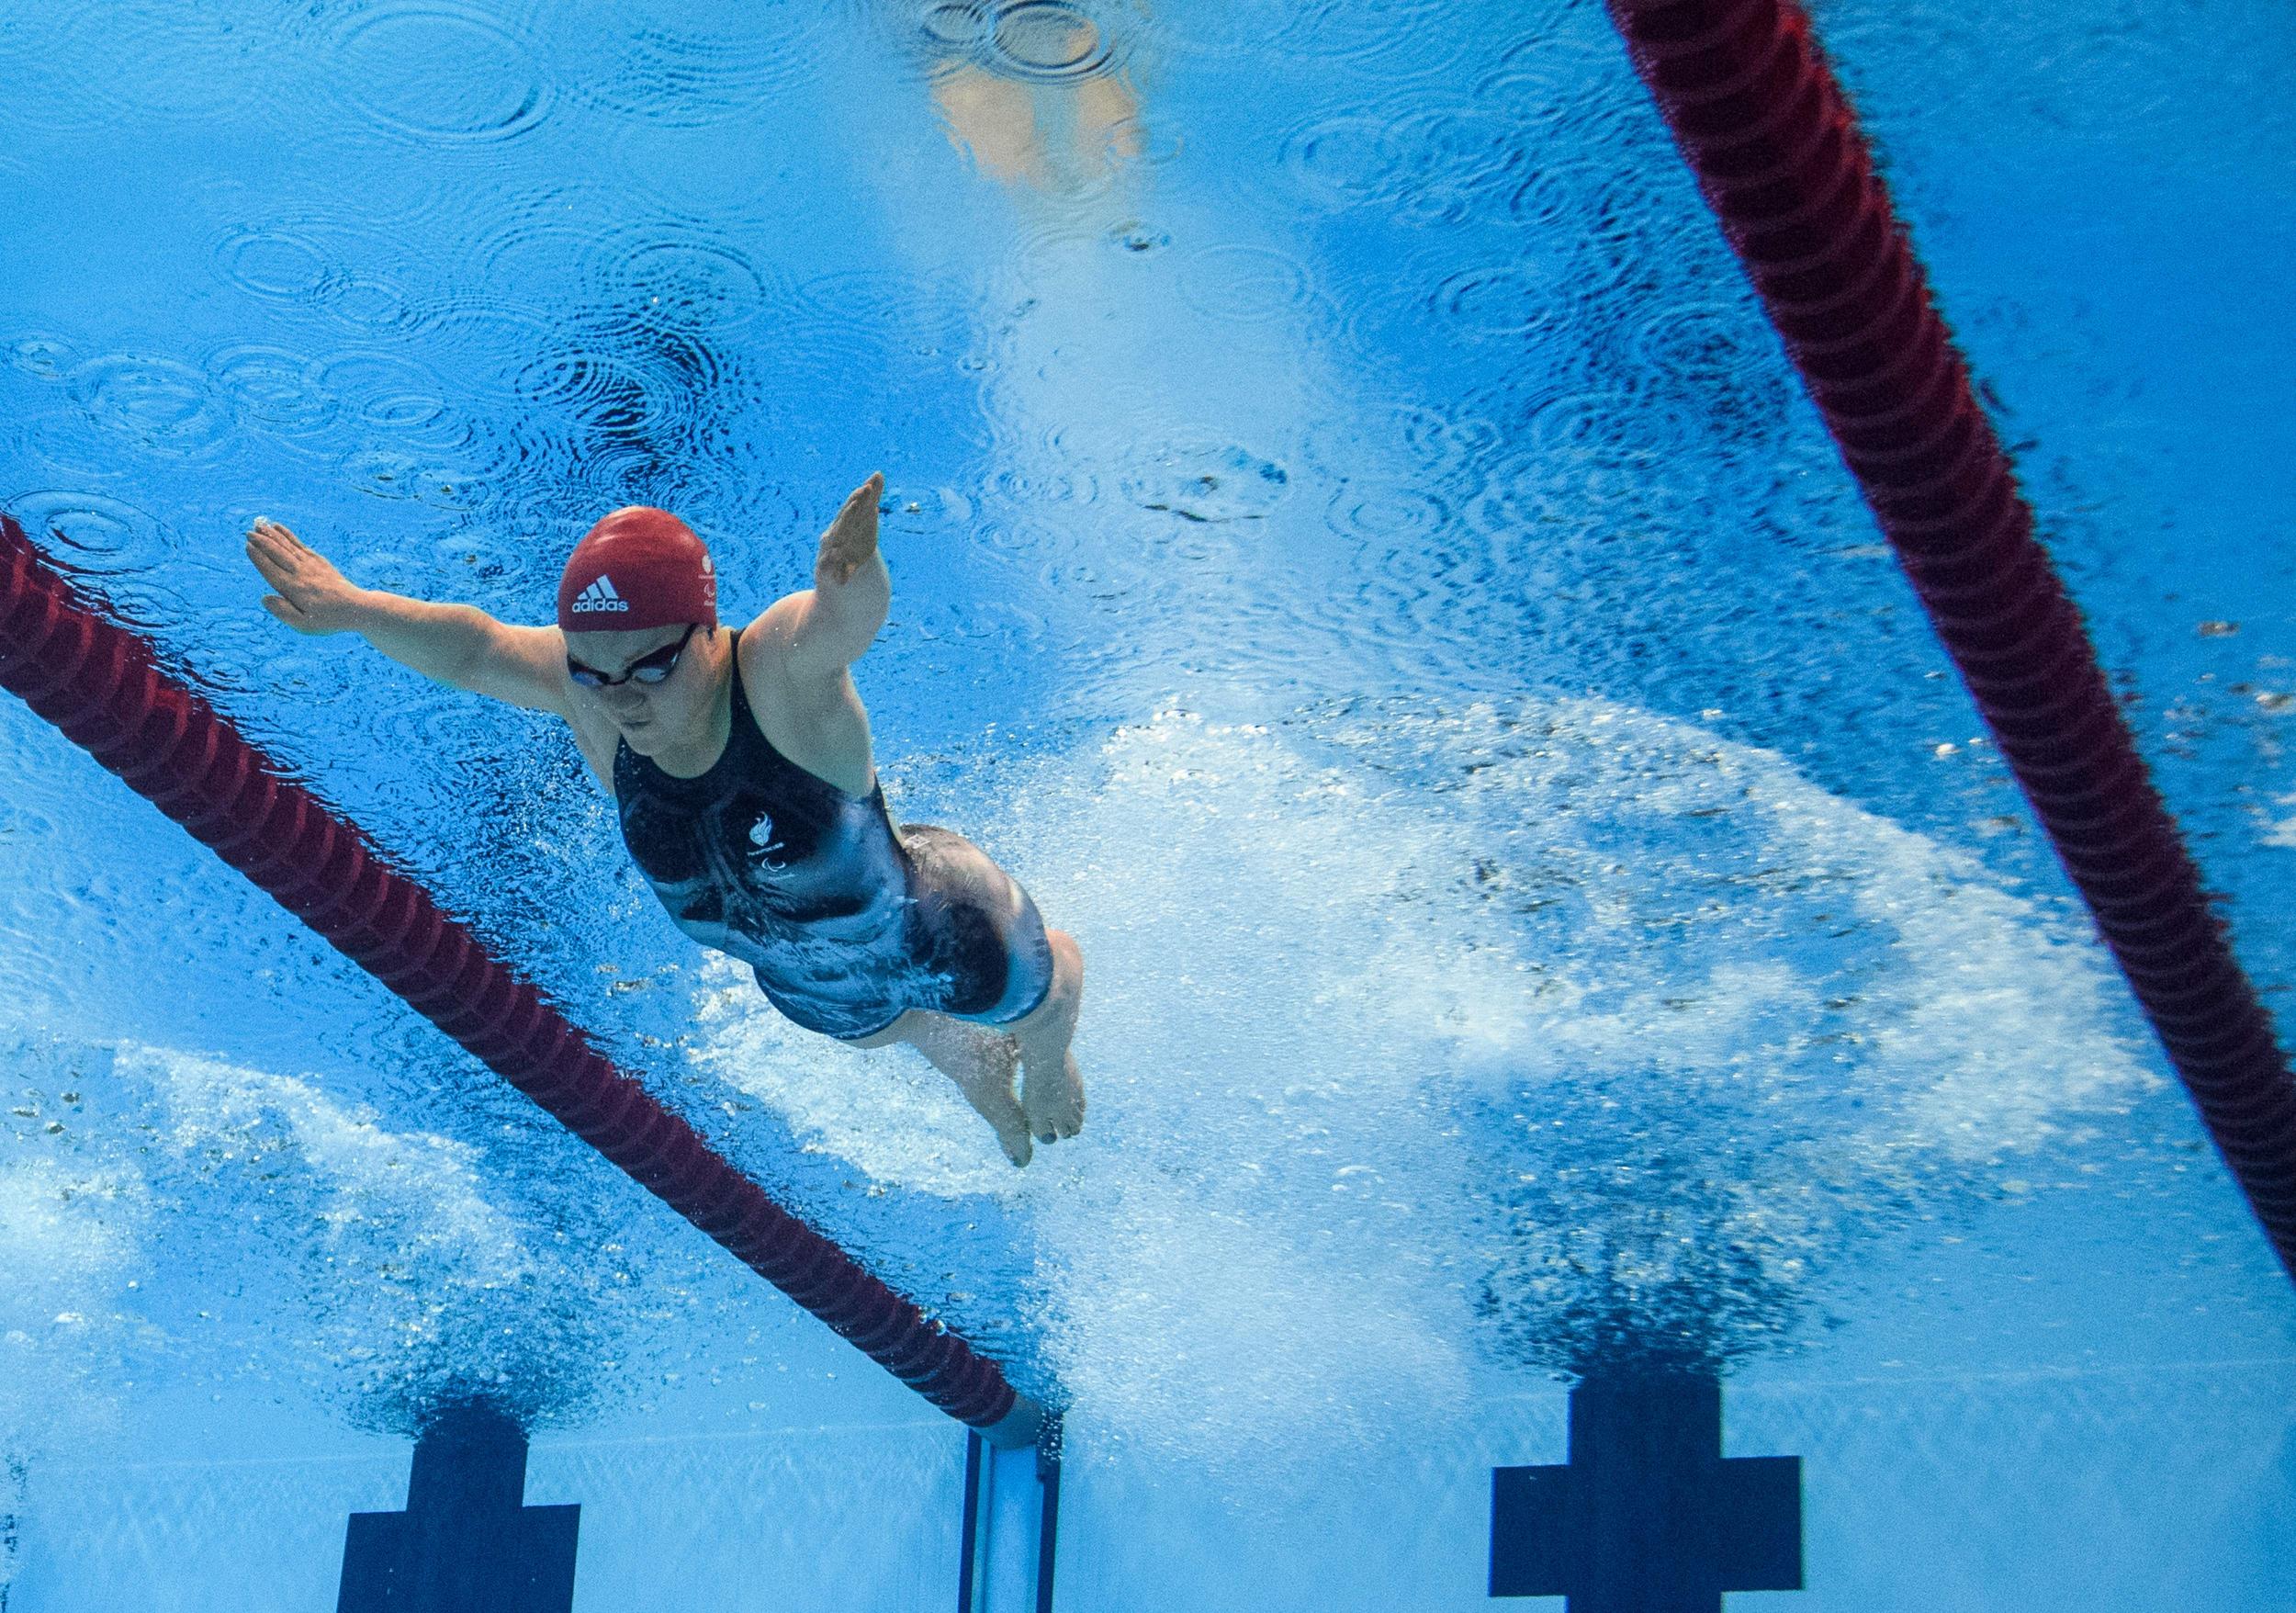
[243,473,1085,1167]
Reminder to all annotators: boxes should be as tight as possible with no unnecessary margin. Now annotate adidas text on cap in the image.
[569,575,631,615]
[557,507,718,634]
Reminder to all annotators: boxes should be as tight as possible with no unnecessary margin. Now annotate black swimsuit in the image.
[613,631,1054,1041]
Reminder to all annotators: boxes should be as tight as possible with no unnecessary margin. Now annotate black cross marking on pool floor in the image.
[1491,1370,1801,1610]
[338,1401,579,1613]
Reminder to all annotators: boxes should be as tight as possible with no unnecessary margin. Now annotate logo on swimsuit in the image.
[747,812,788,868]
[570,575,631,614]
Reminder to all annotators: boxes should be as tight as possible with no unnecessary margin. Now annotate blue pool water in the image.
[2,0,2293,1607]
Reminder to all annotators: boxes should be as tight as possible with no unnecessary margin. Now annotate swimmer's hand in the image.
[814,472,884,590]
[245,518,370,635]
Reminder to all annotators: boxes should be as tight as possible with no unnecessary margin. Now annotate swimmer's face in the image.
[563,623,715,752]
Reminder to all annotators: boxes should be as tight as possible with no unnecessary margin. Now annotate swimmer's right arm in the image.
[244,518,573,716]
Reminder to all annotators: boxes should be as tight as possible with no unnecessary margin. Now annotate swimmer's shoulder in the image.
[736,597,800,671]
[734,602,875,795]
[735,598,827,714]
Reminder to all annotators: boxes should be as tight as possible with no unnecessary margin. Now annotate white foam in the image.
[117,1042,534,1285]
[2265,790,2296,850]
[107,1043,572,1420]
[680,697,2156,1460]
[0,1156,143,1314]
[691,966,1015,1199]
[0,1154,149,1449]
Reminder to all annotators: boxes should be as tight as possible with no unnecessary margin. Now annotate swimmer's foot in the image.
[908,1013,1033,1167]
[954,1036,1033,1168]
[1017,930,1086,1145]
[974,1061,1038,1176]
[981,1088,1035,1170]
[1020,1051,1086,1145]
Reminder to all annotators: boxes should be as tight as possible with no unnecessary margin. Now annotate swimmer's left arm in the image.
[780,471,891,677]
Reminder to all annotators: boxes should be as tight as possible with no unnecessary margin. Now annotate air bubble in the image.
[210,346,338,436]
[9,336,73,381]
[1178,244,1319,325]
[988,2,1113,82]
[611,240,771,332]
[1431,264,1570,339]
[68,355,231,458]
[215,226,335,303]
[1122,446,1289,526]
[1280,115,1412,209]
[918,1,988,51]
[9,491,173,576]
[332,5,553,144]
[325,276,413,331]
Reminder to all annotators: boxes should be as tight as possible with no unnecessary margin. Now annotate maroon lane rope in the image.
[1603,0,2296,1277]
[0,514,1042,1443]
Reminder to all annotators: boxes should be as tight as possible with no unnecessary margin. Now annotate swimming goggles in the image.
[567,622,700,688]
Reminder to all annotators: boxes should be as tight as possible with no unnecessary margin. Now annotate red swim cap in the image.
[557,507,718,633]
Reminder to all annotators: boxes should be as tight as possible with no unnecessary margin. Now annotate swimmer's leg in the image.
[852,1010,1034,1168]
[1011,929,1086,1145]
